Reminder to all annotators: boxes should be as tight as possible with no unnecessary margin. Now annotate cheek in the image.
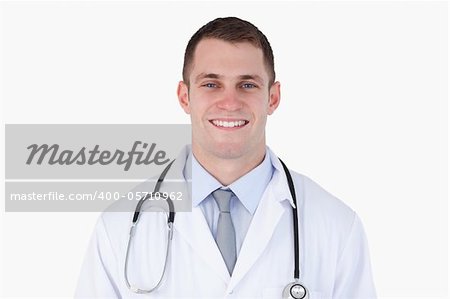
[188,101,207,122]
[189,93,212,112]
[251,98,271,116]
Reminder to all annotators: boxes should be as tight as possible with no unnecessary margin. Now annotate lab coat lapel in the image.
[160,146,231,284]
[227,181,287,292]
[174,208,231,283]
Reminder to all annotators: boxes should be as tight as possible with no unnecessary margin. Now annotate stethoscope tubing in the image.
[278,158,300,280]
[124,160,176,293]
[124,157,305,296]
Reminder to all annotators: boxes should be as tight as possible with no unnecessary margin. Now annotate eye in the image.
[241,83,257,89]
[202,82,218,88]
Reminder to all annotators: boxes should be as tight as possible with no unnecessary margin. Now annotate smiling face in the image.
[178,38,280,166]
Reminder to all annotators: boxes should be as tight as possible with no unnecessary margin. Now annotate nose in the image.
[216,89,243,111]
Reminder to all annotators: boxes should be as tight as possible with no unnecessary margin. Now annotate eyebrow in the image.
[194,73,222,84]
[238,74,264,85]
[194,73,265,85]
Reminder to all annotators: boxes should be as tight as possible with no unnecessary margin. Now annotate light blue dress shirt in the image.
[185,149,274,255]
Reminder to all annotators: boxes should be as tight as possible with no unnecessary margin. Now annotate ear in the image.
[267,81,281,115]
[177,81,191,114]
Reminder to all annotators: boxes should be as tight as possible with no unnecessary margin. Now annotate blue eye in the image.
[203,83,217,88]
[242,83,257,89]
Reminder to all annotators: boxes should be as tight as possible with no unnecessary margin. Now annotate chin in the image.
[210,142,249,160]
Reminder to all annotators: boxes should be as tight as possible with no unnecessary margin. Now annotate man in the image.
[76,17,376,298]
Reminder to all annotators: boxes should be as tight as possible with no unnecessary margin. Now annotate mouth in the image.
[209,119,249,129]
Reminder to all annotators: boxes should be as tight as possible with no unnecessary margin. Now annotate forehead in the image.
[190,38,269,82]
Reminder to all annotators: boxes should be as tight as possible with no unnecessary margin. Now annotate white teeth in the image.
[212,120,246,128]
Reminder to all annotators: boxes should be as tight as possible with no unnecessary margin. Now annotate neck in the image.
[193,147,266,186]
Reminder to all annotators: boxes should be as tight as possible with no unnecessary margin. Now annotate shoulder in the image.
[293,172,354,213]
[267,148,357,228]
[288,171,372,264]
[290,171,358,236]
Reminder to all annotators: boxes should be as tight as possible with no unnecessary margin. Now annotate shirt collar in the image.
[190,153,222,208]
[190,149,274,215]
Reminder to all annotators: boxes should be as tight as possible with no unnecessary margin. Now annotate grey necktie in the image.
[212,189,237,274]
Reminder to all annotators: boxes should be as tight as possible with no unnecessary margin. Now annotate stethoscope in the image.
[124,158,309,299]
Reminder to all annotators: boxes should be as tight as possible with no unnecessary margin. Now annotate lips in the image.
[210,119,248,128]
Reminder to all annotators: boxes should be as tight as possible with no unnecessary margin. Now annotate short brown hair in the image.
[182,17,275,86]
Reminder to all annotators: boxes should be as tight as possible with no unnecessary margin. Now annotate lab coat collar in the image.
[266,147,296,209]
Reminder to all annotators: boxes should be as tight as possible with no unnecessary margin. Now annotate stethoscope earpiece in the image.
[282,281,308,299]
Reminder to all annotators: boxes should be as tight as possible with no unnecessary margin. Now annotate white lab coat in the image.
[75,146,376,299]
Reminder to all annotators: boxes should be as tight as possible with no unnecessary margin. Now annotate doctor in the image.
[76,17,376,298]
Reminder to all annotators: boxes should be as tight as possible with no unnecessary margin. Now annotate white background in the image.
[0,1,448,298]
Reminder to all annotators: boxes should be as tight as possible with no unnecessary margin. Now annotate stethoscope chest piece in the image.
[282,281,309,299]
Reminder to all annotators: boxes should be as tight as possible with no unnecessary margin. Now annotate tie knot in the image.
[212,189,233,213]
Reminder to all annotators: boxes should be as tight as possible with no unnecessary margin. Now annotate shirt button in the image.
[228,290,234,294]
